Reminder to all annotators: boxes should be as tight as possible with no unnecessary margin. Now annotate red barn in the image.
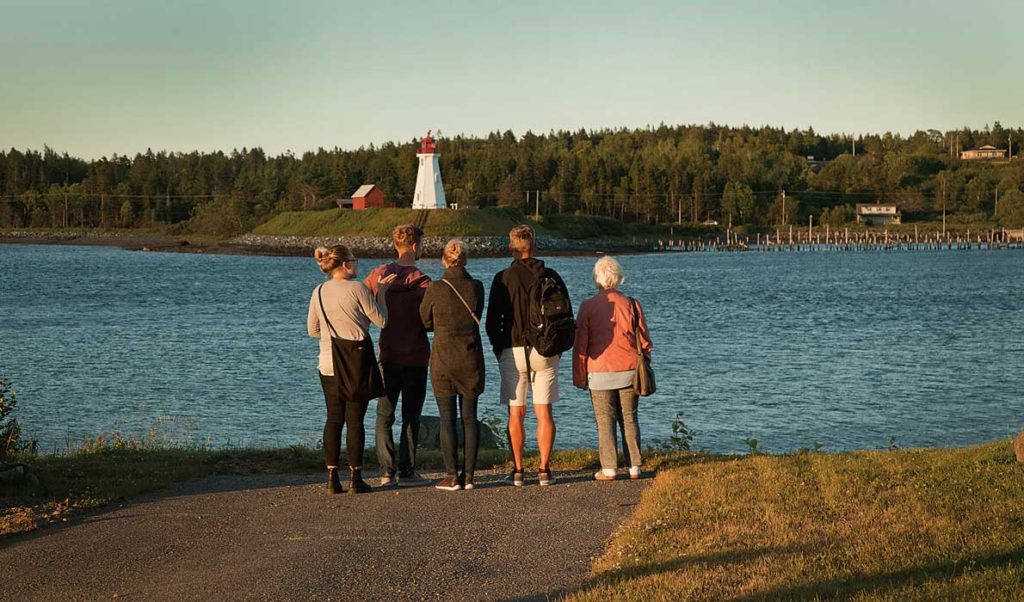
[351,184,385,210]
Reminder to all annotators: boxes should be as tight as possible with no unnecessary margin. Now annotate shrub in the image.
[650,411,696,452]
[0,376,34,459]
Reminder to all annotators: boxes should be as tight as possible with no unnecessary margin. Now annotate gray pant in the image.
[590,387,642,471]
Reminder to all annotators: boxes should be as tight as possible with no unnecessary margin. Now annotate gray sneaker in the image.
[538,469,555,486]
[398,471,429,487]
[378,473,398,488]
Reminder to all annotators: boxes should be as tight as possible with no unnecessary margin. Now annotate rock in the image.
[0,463,29,484]
[230,233,651,258]
[1014,430,1024,464]
[416,416,501,450]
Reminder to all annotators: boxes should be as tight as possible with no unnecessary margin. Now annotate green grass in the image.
[252,206,547,238]
[569,440,1024,601]
[251,206,684,240]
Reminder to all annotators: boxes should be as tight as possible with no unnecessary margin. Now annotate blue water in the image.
[1,244,1021,454]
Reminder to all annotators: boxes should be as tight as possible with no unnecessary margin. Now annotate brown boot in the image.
[327,467,343,494]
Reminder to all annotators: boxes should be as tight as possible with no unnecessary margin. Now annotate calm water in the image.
[1,244,1021,454]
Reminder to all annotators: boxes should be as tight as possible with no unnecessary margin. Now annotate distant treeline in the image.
[2,122,1023,235]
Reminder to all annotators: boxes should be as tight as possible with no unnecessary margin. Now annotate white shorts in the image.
[499,347,560,407]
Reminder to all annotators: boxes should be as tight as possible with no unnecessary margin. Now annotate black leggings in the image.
[436,394,479,477]
[319,373,370,468]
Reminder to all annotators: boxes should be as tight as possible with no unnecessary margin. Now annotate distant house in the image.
[806,156,828,172]
[856,203,902,226]
[960,145,1007,160]
[350,184,385,211]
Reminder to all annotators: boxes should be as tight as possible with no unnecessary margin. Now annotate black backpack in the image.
[525,269,575,357]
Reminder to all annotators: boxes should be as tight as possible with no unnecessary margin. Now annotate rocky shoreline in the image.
[0,230,655,257]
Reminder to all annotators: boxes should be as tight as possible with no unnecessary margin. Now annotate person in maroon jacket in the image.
[364,224,432,486]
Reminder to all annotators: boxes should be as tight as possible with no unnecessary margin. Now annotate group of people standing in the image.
[307,224,653,494]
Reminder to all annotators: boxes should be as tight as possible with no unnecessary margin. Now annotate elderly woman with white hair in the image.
[572,256,653,481]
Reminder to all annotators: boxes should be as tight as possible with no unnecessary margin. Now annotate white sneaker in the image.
[629,466,642,480]
[379,473,397,487]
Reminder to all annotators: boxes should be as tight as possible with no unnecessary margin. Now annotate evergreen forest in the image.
[2,122,1023,235]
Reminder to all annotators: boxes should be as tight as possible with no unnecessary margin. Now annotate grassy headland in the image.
[251,206,689,240]
[570,440,1023,601]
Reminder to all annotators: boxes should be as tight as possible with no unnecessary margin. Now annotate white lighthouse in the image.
[412,130,447,210]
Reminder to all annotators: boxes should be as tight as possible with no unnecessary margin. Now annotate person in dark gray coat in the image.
[420,240,486,491]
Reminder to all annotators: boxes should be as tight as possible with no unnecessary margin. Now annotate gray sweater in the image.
[307,278,388,375]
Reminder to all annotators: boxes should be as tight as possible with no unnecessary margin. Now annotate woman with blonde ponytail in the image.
[419,240,486,490]
[307,245,396,494]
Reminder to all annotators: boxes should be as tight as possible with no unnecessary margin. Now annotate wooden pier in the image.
[656,227,1024,253]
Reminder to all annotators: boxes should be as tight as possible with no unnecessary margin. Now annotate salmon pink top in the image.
[572,288,653,389]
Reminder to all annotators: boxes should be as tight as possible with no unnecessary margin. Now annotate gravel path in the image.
[1,469,647,601]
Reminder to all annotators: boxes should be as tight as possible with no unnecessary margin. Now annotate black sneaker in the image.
[538,469,555,486]
[435,475,461,491]
[398,471,429,487]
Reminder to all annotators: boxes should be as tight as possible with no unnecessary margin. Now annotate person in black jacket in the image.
[420,240,486,491]
[485,225,570,487]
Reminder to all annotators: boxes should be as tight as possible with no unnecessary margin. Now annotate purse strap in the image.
[316,284,340,338]
[441,279,481,326]
[629,296,643,355]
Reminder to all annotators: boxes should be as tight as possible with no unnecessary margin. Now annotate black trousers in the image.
[319,373,370,468]
[436,394,479,477]
[375,363,428,476]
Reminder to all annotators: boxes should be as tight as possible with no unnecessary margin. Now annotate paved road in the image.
[1,470,647,601]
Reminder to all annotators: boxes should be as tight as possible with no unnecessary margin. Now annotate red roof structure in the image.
[419,130,437,154]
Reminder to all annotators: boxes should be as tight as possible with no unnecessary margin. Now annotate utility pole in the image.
[781,189,786,226]
[852,138,856,157]
[1010,133,1013,159]
[941,176,947,236]
[534,190,540,220]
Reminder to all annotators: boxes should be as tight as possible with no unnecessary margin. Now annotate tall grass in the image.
[570,440,1024,601]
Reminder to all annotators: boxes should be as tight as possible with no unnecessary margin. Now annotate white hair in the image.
[593,256,625,290]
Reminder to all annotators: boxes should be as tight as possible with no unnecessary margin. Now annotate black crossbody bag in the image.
[318,285,385,404]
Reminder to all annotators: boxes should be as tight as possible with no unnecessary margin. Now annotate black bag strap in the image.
[441,279,480,325]
[317,284,340,339]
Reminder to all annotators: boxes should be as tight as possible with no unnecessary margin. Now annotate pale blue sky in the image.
[1,0,1020,158]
